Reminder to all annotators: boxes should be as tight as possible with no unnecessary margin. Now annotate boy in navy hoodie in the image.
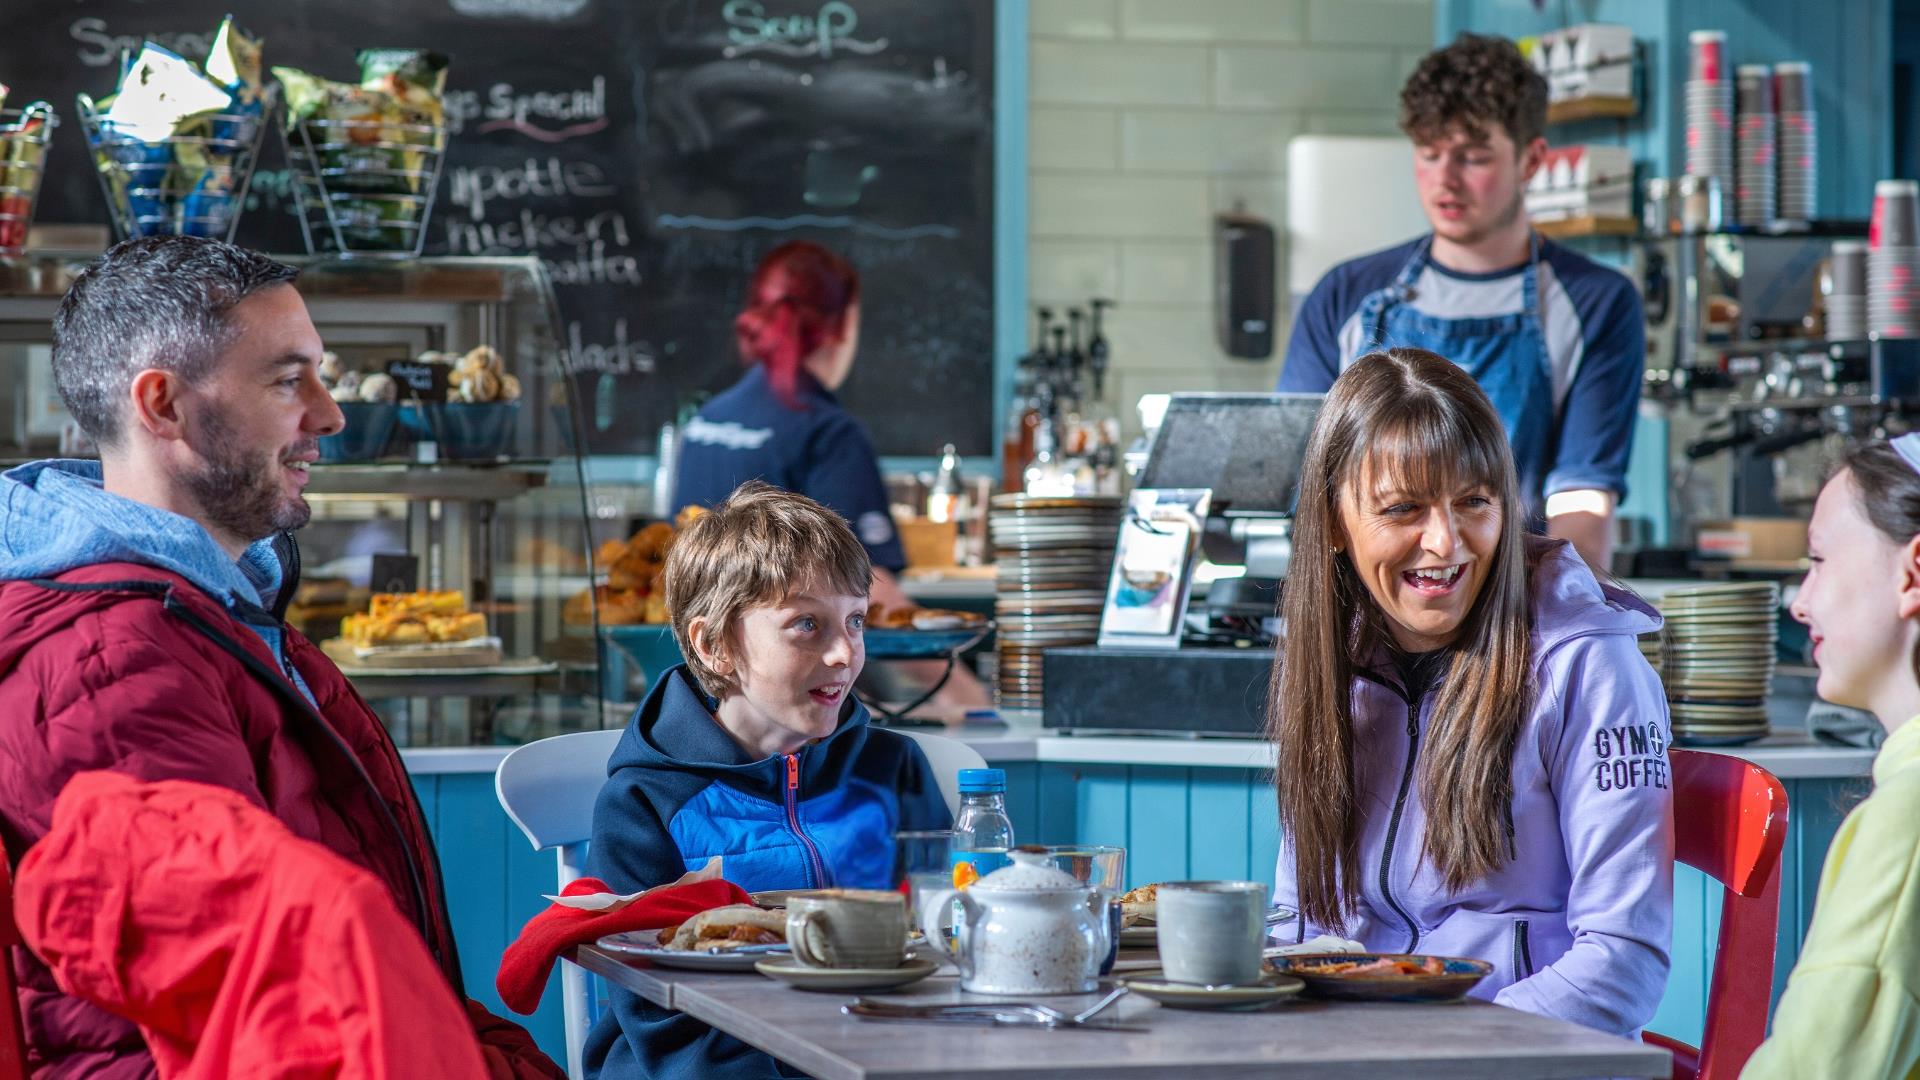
[583,481,951,1079]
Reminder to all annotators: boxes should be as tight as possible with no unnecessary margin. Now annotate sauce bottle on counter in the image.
[950,768,1014,888]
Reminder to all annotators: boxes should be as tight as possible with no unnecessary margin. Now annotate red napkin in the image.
[496,877,752,1013]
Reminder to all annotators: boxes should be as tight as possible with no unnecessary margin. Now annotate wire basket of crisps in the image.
[76,85,273,242]
[282,112,446,259]
[0,103,56,255]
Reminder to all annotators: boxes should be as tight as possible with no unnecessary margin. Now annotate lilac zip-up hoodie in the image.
[1273,540,1674,1036]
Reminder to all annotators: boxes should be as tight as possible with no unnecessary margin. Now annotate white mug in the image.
[1156,881,1267,986]
[785,889,907,969]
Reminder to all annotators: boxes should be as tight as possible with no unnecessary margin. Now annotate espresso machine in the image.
[1637,225,1916,527]
[1041,393,1322,737]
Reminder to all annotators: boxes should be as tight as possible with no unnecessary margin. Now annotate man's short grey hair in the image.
[52,236,301,448]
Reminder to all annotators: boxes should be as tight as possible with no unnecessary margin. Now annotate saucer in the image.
[1119,972,1304,1010]
[754,956,939,992]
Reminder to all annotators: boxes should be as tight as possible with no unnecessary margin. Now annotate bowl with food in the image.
[1266,952,1493,1002]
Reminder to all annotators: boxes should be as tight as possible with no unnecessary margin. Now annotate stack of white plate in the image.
[1657,581,1778,746]
[988,494,1121,711]
[1637,627,1663,678]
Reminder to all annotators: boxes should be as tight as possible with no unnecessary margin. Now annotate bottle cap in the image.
[957,767,1006,793]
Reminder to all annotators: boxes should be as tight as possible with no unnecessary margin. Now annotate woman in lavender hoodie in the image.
[1270,348,1673,1037]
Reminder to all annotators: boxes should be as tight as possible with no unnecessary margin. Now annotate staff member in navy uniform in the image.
[1279,33,1644,572]
[674,240,987,706]
[674,241,903,575]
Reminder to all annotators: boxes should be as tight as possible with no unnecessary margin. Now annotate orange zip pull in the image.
[786,754,799,790]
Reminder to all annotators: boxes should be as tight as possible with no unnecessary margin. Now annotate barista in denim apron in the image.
[1355,234,1555,523]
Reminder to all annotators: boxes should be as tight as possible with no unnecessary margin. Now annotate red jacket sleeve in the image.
[1,625,270,843]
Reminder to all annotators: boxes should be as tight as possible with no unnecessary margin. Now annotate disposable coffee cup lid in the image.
[1736,64,1771,77]
[1878,180,1920,196]
[1690,29,1727,42]
[1774,61,1812,74]
[1833,240,1868,254]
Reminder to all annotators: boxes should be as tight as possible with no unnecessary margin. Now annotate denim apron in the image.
[1352,234,1555,521]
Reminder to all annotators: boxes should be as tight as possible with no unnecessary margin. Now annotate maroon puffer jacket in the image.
[0,563,559,1079]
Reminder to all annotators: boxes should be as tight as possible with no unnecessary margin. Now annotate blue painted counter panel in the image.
[412,772,569,1063]
[416,762,1865,1066]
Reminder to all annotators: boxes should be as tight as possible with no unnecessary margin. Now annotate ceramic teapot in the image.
[918,848,1111,995]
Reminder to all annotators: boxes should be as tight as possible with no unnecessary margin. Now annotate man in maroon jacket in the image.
[0,236,562,1078]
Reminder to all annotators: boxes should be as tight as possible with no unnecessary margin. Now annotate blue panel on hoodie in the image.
[583,665,951,1080]
[669,776,899,890]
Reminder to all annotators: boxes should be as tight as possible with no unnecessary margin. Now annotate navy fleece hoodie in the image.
[583,665,950,1080]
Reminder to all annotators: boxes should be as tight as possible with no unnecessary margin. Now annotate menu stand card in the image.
[1097,488,1211,650]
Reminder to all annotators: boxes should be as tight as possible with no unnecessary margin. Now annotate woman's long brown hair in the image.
[1269,348,1535,932]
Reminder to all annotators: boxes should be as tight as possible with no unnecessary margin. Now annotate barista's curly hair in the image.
[1399,32,1548,150]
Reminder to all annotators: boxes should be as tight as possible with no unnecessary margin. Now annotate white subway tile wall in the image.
[1028,0,1435,437]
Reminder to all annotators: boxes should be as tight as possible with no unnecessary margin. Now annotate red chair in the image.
[1644,749,1790,1080]
[2,857,29,1080]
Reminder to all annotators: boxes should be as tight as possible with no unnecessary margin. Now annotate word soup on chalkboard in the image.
[8,0,995,458]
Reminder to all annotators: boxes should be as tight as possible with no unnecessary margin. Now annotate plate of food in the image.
[863,604,992,658]
[1266,953,1493,1002]
[1117,883,1158,944]
[322,589,502,668]
[599,905,790,971]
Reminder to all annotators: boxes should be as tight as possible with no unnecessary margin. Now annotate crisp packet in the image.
[357,48,449,99]
[203,16,265,151]
[276,64,404,187]
[357,49,448,195]
[103,43,231,143]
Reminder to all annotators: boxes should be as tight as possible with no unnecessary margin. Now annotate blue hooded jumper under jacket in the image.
[583,665,950,1080]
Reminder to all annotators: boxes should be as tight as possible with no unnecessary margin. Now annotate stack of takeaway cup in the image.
[988,494,1121,711]
[1870,180,1920,339]
[1657,582,1778,746]
[1826,240,1868,341]
[1775,62,1817,223]
[1734,64,1776,226]
[1685,32,1735,209]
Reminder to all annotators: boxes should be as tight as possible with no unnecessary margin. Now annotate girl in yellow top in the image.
[1744,435,1920,1079]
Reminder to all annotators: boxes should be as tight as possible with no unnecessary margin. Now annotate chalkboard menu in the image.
[3,0,995,457]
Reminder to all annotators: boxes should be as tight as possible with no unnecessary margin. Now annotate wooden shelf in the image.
[1534,215,1639,240]
[1547,96,1638,124]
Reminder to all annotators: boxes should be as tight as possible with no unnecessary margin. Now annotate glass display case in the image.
[0,252,609,746]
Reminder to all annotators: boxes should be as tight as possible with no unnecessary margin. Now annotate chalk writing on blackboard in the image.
[720,1,889,60]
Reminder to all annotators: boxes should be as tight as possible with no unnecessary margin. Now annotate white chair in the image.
[890,728,987,818]
[496,729,623,1080]
[494,726,981,1078]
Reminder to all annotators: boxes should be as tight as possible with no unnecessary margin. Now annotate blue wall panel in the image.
[421,772,570,1066]
[1189,772,1255,883]
[1074,765,1131,856]
[1649,864,1711,1046]
[1247,774,1282,893]
[1128,768,1193,887]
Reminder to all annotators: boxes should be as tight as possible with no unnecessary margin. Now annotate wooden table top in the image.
[573,945,1670,1080]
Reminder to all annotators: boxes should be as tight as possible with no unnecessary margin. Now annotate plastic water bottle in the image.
[950,768,1014,886]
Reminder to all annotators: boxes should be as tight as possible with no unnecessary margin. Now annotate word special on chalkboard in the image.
[4,0,996,458]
